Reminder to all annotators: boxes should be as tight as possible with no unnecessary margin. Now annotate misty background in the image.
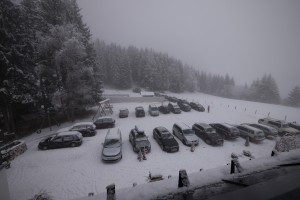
[78,0,300,98]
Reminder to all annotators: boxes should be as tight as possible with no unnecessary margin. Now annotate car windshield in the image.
[151,107,158,111]
[206,128,216,134]
[183,129,194,135]
[104,139,120,147]
[231,128,238,132]
[136,136,147,142]
[282,124,289,128]
[136,140,149,146]
[161,132,173,139]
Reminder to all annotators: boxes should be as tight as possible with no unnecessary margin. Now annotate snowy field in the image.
[6,91,300,200]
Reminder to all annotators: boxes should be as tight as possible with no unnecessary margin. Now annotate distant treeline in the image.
[94,40,300,107]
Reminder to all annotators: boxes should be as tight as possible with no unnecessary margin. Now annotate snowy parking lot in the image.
[6,92,300,200]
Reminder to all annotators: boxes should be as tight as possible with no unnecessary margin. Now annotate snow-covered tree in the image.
[285,86,300,107]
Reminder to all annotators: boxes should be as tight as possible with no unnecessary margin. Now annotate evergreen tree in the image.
[285,86,300,107]
[0,0,38,133]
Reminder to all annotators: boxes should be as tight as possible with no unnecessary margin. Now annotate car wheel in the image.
[71,143,76,147]
[206,139,211,145]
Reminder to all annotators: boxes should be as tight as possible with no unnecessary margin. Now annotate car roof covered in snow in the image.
[72,122,95,127]
[57,131,82,137]
[195,123,211,128]
[105,128,121,140]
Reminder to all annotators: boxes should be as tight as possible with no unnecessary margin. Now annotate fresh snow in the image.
[6,91,300,200]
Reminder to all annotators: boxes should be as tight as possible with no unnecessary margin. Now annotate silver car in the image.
[102,129,122,162]
[172,123,199,146]
[237,124,265,143]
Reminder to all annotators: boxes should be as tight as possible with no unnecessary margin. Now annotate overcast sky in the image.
[77,0,300,97]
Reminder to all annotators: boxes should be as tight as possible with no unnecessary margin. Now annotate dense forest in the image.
[1,0,102,134]
[0,0,299,136]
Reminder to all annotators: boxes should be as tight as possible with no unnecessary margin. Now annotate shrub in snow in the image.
[28,191,53,200]
[275,134,300,152]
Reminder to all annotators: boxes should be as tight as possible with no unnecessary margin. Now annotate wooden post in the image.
[106,184,116,200]
[178,169,190,188]
[230,160,235,174]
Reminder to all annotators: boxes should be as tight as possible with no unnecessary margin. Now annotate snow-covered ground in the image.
[6,91,300,200]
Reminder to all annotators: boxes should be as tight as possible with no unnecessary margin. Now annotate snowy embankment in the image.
[6,91,300,200]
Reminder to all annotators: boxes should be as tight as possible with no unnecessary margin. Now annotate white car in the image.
[149,104,159,116]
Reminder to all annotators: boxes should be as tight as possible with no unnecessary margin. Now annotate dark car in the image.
[132,87,141,93]
[159,101,170,114]
[178,102,191,112]
[93,117,115,129]
[153,127,179,152]
[177,99,189,104]
[192,123,224,145]
[168,102,181,114]
[102,128,122,162]
[38,131,83,150]
[135,106,145,117]
[167,96,179,103]
[209,123,239,139]
[119,108,129,118]
[189,102,205,112]
[69,122,96,137]
[129,126,151,153]
[172,123,199,146]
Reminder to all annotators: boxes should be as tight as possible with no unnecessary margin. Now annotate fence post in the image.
[178,169,190,188]
[106,184,116,200]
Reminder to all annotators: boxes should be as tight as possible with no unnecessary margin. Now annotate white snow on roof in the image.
[57,131,81,136]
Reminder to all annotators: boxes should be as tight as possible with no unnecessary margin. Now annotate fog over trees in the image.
[0,0,299,135]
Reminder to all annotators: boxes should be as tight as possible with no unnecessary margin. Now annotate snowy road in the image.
[6,92,300,200]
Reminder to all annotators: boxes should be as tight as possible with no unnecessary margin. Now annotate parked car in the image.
[102,128,122,162]
[247,123,278,138]
[172,123,199,146]
[178,102,191,112]
[166,96,179,103]
[209,123,239,139]
[258,118,299,136]
[236,124,265,143]
[149,104,159,116]
[69,122,96,137]
[135,106,145,117]
[289,122,300,131]
[168,102,181,114]
[132,87,141,93]
[119,108,129,118]
[189,102,205,112]
[153,127,179,152]
[93,117,115,129]
[38,131,83,150]
[159,101,170,114]
[192,123,223,145]
[129,126,151,153]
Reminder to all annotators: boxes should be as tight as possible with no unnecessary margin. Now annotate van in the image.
[172,123,199,146]
[258,118,299,136]
[149,104,159,116]
[237,124,265,142]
